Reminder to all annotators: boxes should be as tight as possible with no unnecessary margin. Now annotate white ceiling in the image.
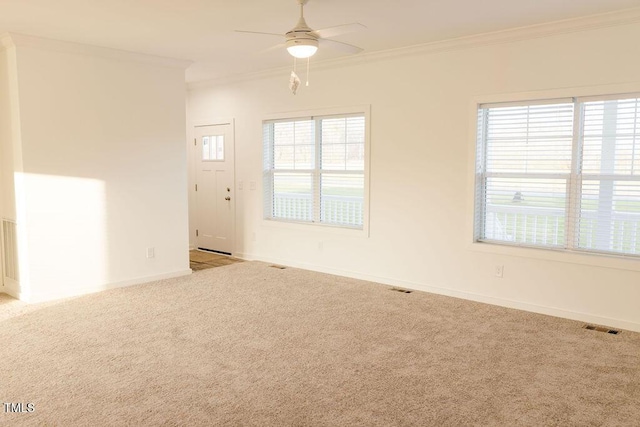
[1,0,639,82]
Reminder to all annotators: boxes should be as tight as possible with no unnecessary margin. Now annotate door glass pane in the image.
[203,135,224,160]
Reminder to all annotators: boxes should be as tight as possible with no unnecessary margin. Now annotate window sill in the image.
[468,240,640,272]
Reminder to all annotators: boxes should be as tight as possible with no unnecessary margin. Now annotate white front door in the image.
[194,123,235,254]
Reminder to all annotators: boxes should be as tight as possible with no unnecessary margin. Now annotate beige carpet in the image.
[1,262,639,426]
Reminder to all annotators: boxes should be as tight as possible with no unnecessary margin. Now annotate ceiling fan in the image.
[236,0,366,59]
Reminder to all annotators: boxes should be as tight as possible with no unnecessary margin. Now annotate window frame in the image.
[262,105,371,236]
[474,98,576,250]
[468,84,640,272]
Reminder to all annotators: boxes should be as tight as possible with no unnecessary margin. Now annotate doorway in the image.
[189,249,242,271]
[194,123,235,255]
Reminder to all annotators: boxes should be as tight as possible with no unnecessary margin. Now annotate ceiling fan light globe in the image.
[287,44,318,58]
[285,37,319,58]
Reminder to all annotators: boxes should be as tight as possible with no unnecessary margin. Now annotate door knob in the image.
[225,196,231,201]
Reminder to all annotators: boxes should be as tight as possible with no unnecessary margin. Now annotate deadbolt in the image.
[227,187,231,192]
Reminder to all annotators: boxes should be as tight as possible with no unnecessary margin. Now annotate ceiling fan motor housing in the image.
[285,35,319,50]
[285,18,319,50]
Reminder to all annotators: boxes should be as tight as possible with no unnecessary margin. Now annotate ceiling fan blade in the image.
[312,23,366,39]
[259,43,287,54]
[319,38,363,55]
[235,30,284,38]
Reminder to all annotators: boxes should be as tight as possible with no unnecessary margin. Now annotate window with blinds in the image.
[475,94,640,257]
[579,98,640,255]
[263,113,366,229]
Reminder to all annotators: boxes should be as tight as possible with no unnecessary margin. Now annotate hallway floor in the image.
[190,250,243,271]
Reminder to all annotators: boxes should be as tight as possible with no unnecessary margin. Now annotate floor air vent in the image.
[583,324,620,335]
[390,288,412,294]
[269,265,286,269]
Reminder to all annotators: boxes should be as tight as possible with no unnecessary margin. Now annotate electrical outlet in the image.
[147,247,155,259]
[495,265,504,278]
[250,181,256,191]
[251,232,256,242]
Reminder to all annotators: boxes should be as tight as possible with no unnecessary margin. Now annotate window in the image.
[475,94,640,257]
[263,112,367,229]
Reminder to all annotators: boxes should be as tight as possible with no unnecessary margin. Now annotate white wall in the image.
[0,48,8,292]
[0,50,8,211]
[188,21,640,331]
[0,43,23,296]
[5,36,191,301]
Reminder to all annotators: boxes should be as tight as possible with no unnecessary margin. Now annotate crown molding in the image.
[0,32,192,69]
[188,6,640,90]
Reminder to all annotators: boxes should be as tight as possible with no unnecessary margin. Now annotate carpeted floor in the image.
[1,262,639,426]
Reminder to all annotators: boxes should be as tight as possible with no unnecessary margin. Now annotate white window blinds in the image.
[263,119,315,222]
[320,116,365,227]
[477,101,574,248]
[475,94,640,257]
[577,98,640,255]
[264,113,366,229]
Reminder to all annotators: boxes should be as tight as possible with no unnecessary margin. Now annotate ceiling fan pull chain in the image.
[306,57,310,86]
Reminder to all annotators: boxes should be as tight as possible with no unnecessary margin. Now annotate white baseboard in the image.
[241,252,640,333]
[24,269,193,303]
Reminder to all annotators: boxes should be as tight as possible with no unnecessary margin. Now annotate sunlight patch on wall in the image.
[18,173,107,301]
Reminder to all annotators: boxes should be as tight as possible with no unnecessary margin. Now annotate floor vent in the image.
[583,324,621,335]
[269,265,286,269]
[390,287,412,294]
[2,219,18,281]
